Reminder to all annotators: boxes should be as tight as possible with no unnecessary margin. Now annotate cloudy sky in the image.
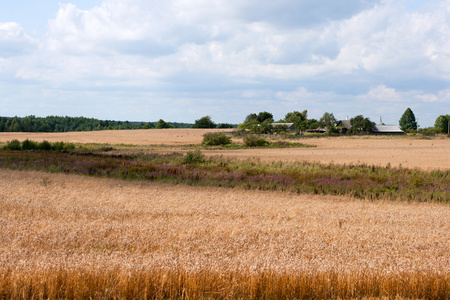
[1,0,449,126]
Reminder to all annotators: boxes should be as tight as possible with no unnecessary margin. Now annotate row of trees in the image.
[0,115,236,132]
[237,110,376,134]
[0,110,448,134]
[236,108,449,135]
[0,115,224,132]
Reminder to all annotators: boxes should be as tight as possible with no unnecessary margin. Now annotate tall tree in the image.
[155,119,172,129]
[284,111,306,131]
[244,113,258,123]
[434,114,450,134]
[399,108,417,131]
[319,112,337,128]
[256,111,273,123]
[193,116,216,128]
[350,115,375,133]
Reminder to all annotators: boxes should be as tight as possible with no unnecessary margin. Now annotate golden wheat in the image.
[0,169,449,298]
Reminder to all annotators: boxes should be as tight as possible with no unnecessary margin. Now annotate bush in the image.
[64,143,76,150]
[193,116,216,128]
[51,141,65,150]
[38,140,52,150]
[243,135,270,147]
[202,132,232,146]
[21,139,38,150]
[182,150,205,164]
[3,139,21,150]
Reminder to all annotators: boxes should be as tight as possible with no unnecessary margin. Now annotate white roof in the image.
[372,125,404,133]
[271,123,294,127]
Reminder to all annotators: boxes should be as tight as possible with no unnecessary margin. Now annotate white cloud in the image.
[0,22,37,57]
[1,0,449,127]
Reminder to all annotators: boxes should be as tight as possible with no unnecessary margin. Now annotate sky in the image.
[0,0,449,127]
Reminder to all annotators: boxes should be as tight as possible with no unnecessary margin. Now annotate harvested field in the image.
[202,137,450,171]
[1,169,449,299]
[0,129,448,170]
[0,128,231,146]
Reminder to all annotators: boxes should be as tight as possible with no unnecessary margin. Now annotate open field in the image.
[0,129,449,170]
[1,169,449,299]
[0,130,449,298]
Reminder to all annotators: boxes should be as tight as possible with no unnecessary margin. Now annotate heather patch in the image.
[0,149,448,202]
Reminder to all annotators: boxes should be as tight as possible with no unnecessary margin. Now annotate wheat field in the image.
[1,168,449,299]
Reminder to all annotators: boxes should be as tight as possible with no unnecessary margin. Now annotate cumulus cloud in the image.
[0,22,37,57]
[1,0,449,126]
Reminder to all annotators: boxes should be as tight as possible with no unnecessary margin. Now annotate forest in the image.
[0,115,194,132]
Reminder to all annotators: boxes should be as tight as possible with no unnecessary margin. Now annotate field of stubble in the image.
[0,130,449,299]
[0,129,448,170]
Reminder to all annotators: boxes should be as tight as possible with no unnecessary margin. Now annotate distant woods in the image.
[0,115,235,133]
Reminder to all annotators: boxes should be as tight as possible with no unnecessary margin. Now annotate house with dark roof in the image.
[336,119,351,133]
[270,123,296,133]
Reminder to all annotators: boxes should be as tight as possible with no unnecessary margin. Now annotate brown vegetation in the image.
[1,169,448,299]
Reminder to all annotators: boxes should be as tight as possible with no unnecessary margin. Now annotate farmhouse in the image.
[371,125,404,135]
[270,123,296,133]
[305,127,327,133]
[336,120,351,130]
[337,118,404,135]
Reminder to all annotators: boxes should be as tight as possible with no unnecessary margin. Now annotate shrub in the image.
[38,140,52,150]
[21,139,38,150]
[51,141,65,150]
[202,132,232,146]
[182,150,205,164]
[3,139,21,150]
[64,143,76,150]
[243,135,270,147]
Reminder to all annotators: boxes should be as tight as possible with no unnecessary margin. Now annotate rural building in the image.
[305,127,327,133]
[270,123,296,133]
[371,125,404,135]
[336,120,351,130]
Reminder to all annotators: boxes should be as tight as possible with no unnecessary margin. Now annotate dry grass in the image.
[1,130,448,170]
[1,169,448,299]
[0,128,232,146]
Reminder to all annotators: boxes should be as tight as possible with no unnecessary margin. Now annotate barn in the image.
[371,125,404,135]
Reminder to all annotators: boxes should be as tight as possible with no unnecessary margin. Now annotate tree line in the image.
[0,115,218,132]
[0,110,448,134]
[236,110,376,134]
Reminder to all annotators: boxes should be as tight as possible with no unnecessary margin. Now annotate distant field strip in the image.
[0,130,449,170]
[1,169,449,299]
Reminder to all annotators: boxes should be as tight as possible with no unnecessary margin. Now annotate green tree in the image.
[258,119,274,134]
[399,108,417,131]
[319,112,337,128]
[350,115,375,133]
[306,118,320,130]
[256,111,273,123]
[285,111,306,131]
[193,116,216,128]
[244,113,258,123]
[155,119,172,129]
[434,114,450,134]
[217,123,234,128]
